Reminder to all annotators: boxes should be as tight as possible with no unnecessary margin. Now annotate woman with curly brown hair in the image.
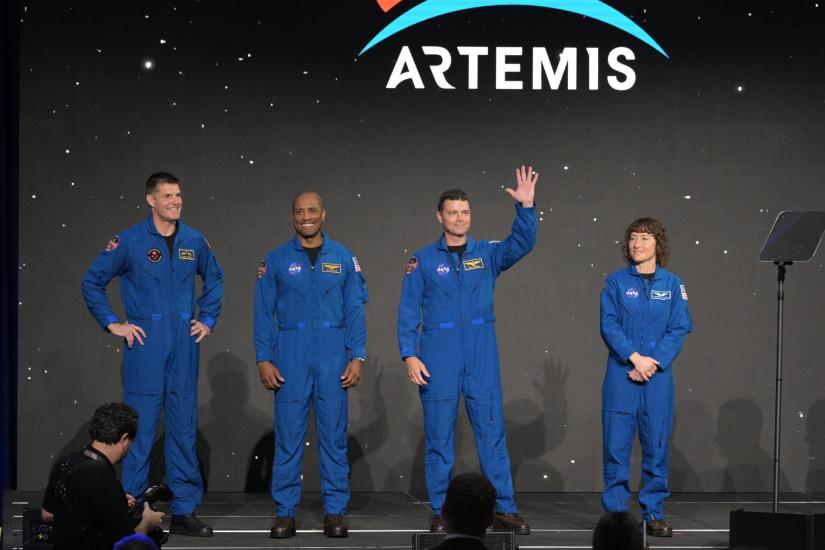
[599,218,692,538]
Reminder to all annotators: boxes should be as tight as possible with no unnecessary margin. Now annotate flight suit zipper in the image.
[639,275,648,351]
[446,250,467,375]
[308,251,318,374]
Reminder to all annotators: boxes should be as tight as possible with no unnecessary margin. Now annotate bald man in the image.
[253,192,368,538]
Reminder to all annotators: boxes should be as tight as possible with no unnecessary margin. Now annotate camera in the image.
[129,483,174,547]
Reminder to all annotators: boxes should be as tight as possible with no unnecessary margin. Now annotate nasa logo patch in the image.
[625,287,639,299]
[288,262,302,275]
[436,263,450,275]
[147,248,162,263]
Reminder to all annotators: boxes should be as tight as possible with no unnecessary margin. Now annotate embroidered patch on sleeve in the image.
[257,259,267,279]
[680,284,688,300]
[405,256,419,275]
[353,257,362,273]
[105,235,120,252]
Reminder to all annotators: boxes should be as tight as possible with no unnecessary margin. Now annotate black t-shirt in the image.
[447,244,467,259]
[42,447,134,550]
[303,245,322,266]
[640,272,655,281]
[164,223,178,256]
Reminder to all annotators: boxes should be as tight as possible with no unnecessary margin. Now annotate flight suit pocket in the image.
[421,397,455,442]
[123,320,165,394]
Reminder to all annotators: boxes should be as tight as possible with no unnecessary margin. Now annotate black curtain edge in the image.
[2,0,21,519]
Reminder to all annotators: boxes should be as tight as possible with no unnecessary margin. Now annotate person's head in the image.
[89,402,138,464]
[114,533,159,550]
[622,217,669,268]
[436,189,471,241]
[145,172,182,225]
[292,191,326,242]
[442,472,496,537]
[592,512,645,550]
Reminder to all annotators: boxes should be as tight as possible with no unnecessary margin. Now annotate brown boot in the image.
[646,518,673,537]
[429,514,448,533]
[493,512,531,535]
[270,516,296,538]
[324,515,349,538]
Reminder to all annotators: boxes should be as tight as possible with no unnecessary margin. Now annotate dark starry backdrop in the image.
[16,0,825,495]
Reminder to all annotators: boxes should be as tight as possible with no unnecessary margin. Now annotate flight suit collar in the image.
[436,234,476,252]
[143,214,185,238]
[627,263,662,281]
[291,231,329,253]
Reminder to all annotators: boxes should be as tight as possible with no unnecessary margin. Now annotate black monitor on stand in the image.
[730,210,825,550]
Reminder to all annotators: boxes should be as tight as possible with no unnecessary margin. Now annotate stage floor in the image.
[5,491,825,549]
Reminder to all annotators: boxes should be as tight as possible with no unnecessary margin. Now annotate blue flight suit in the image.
[397,204,537,514]
[81,216,223,515]
[253,234,368,516]
[599,265,692,521]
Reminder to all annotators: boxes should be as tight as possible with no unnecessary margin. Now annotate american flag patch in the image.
[680,284,688,300]
[353,257,362,273]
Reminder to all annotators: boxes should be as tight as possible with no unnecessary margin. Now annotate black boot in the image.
[493,512,531,535]
[324,514,349,538]
[170,513,213,537]
[270,516,296,539]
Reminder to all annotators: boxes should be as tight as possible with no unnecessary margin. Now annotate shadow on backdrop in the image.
[805,398,825,493]
[383,366,425,493]
[507,356,566,490]
[198,351,271,493]
[31,352,96,479]
[670,399,713,492]
[347,357,390,495]
[716,398,790,492]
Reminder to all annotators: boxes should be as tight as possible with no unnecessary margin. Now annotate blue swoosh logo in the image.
[359,0,668,58]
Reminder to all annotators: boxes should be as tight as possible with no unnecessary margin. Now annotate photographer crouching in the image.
[41,403,166,549]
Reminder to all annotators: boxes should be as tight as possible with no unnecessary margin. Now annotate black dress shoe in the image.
[170,513,213,537]
[430,514,448,533]
[646,518,673,537]
[493,512,531,535]
[324,514,349,538]
[270,516,296,538]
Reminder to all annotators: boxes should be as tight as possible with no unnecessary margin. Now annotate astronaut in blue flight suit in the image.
[254,192,368,539]
[398,166,539,535]
[81,172,223,537]
[599,217,692,538]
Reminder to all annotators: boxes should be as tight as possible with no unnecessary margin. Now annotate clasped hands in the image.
[628,352,659,383]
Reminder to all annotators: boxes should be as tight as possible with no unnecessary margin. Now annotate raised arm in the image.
[492,166,539,275]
